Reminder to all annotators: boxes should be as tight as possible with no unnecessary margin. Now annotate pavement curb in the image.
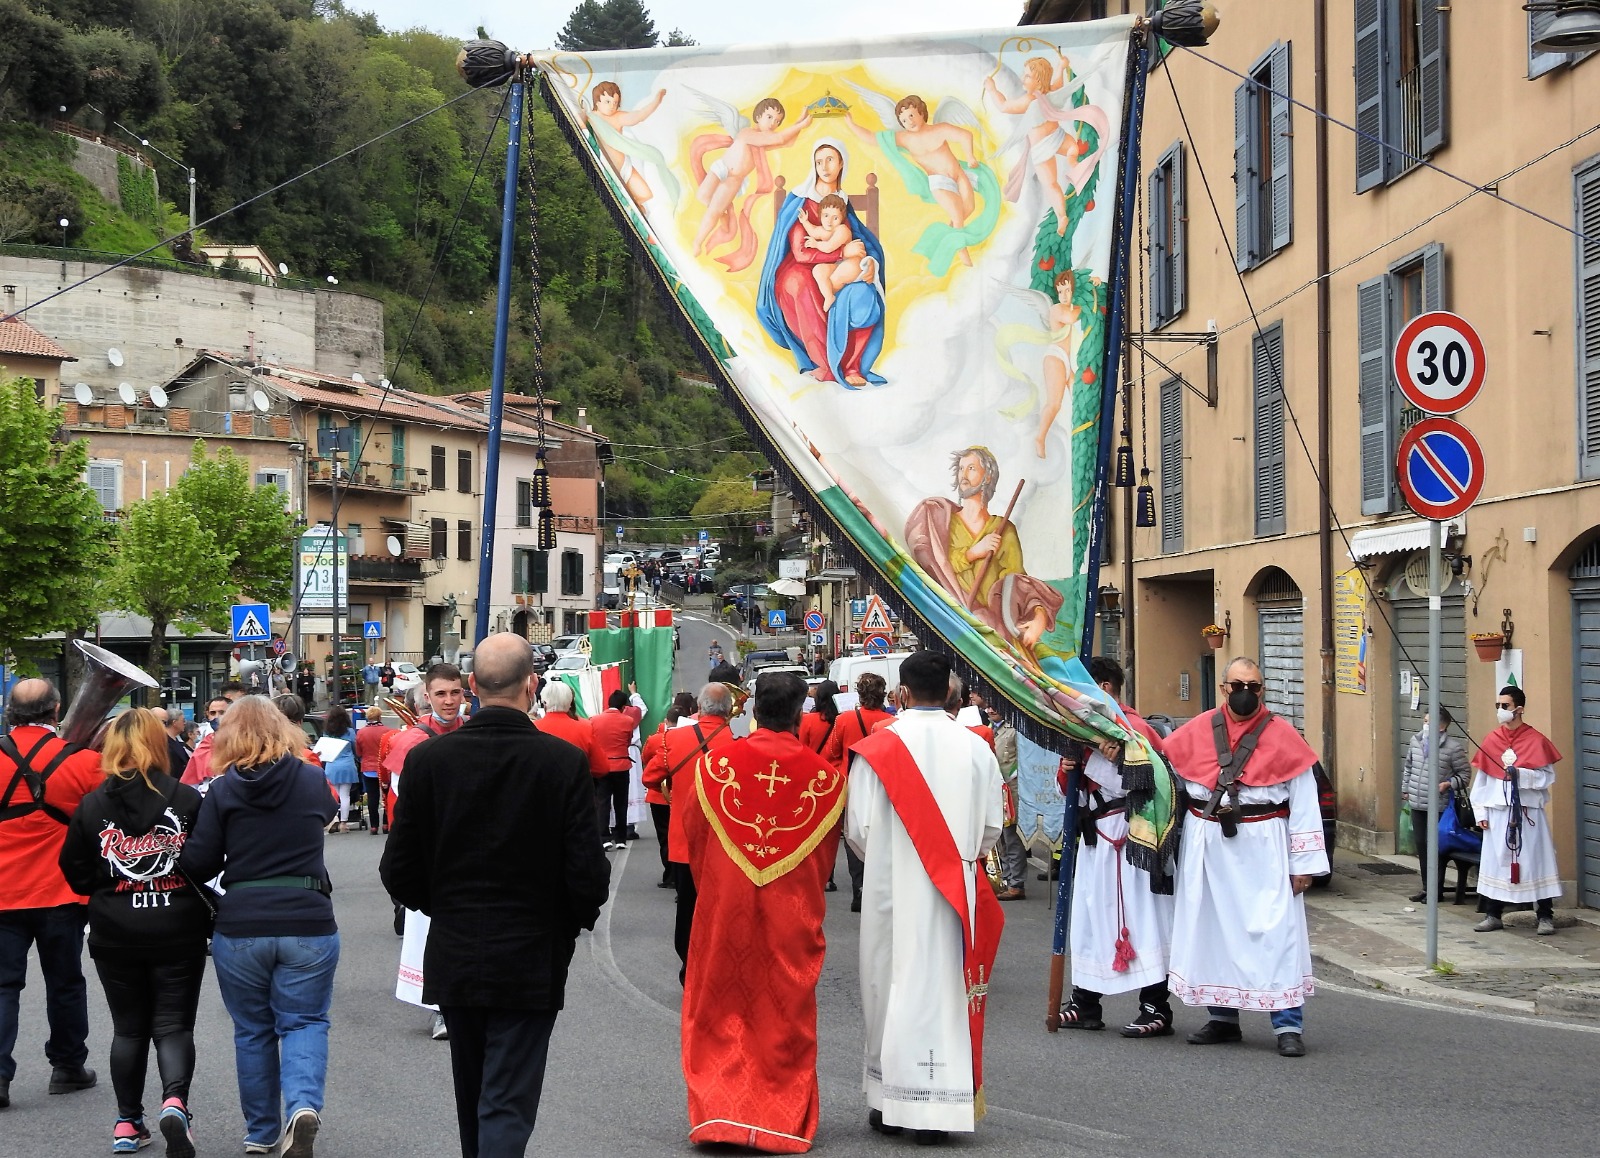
[1311,946,1541,1017]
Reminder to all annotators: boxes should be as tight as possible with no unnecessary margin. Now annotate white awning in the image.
[1347,515,1466,561]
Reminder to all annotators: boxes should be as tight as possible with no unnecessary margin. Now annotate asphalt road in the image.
[8,630,1599,1156]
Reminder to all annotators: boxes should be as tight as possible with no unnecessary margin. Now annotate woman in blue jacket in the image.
[319,705,360,833]
[180,696,337,1158]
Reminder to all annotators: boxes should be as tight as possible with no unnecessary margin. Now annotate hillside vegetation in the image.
[0,0,765,527]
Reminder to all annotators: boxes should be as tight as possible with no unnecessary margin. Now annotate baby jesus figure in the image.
[800,194,877,311]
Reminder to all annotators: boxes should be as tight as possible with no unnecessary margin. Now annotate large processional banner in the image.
[536,17,1140,742]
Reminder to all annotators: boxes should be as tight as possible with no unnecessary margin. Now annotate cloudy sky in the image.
[354,0,1028,49]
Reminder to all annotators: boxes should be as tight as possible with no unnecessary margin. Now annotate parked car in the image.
[741,649,795,681]
[389,662,422,696]
[742,664,810,694]
[827,652,914,698]
[530,643,556,674]
[604,552,637,568]
[657,548,684,566]
[722,583,771,609]
[551,634,585,656]
[550,653,591,673]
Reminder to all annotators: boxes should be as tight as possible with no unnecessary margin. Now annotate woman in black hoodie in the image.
[59,708,209,1158]
[179,694,337,1158]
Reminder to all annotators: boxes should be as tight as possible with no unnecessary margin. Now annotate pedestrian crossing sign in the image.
[231,603,271,643]
[859,595,893,634]
[364,621,383,639]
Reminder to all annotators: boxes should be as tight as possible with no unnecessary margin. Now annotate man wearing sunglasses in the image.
[1160,657,1328,1058]
[1467,686,1562,936]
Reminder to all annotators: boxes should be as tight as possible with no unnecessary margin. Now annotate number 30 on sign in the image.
[1393,310,1486,415]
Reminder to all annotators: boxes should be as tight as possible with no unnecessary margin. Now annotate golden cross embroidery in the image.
[966,966,989,1013]
[917,1050,946,1080]
[754,760,791,798]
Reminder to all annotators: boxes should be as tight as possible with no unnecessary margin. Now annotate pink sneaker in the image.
[158,1098,195,1158]
[112,1115,151,1152]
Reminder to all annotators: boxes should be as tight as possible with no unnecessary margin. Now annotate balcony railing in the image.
[347,556,424,584]
[1396,68,1423,175]
[306,463,419,497]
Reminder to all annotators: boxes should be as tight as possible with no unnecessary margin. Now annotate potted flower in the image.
[1470,631,1505,663]
[1201,624,1227,650]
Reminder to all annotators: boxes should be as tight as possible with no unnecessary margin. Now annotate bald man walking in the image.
[381,634,610,1157]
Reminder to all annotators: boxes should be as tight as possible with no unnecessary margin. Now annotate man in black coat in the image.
[380,633,610,1158]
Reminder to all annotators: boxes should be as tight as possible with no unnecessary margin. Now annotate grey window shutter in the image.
[1421,241,1446,311]
[1354,0,1386,192]
[1253,325,1286,536]
[1269,41,1293,254]
[1234,78,1253,270]
[1417,2,1448,157]
[1160,377,1183,553]
[1170,141,1187,316]
[1148,162,1168,325]
[1579,164,1600,478]
[1358,275,1393,513]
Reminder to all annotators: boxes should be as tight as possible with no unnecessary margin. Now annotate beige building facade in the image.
[1094,3,1600,905]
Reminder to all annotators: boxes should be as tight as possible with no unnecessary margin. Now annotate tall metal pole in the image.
[1424,517,1443,965]
[188,168,197,232]
[331,440,342,709]
[474,73,526,645]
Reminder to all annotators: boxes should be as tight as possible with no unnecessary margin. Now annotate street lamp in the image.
[139,138,197,230]
[58,217,69,250]
[326,275,339,286]
[1529,2,1600,51]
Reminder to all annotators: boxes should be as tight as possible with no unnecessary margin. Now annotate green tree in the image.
[172,441,295,605]
[664,28,696,47]
[106,490,234,676]
[0,379,109,670]
[555,0,658,50]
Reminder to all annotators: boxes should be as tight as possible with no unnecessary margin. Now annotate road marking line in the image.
[588,842,680,1024]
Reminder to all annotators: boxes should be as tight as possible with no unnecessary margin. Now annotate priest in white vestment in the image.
[1469,685,1563,935]
[1059,656,1178,1038]
[1162,658,1328,1058]
[846,651,1004,1143]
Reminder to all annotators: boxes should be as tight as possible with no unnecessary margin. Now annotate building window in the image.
[254,469,290,499]
[1355,0,1447,192]
[1148,141,1186,328]
[1252,322,1286,537]
[1234,42,1291,272]
[457,449,472,494]
[513,548,549,594]
[1529,8,1595,78]
[1358,241,1445,511]
[1159,376,1184,553]
[457,520,472,562]
[390,425,406,487]
[516,480,532,527]
[346,523,364,555]
[87,461,120,512]
[1577,161,1600,478]
[560,550,584,596]
[430,445,445,490]
[430,518,447,559]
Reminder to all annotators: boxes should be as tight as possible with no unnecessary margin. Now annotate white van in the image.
[827,652,914,703]
[601,565,621,609]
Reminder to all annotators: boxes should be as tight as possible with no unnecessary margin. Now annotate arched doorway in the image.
[512,610,529,639]
[1250,567,1305,736]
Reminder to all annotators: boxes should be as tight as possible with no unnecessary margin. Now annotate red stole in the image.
[1162,708,1316,790]
[1471,724,1562,780]
[849,729,1003,1111]
[695,730,845,886]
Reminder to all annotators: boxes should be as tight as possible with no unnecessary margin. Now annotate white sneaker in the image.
[244,1144,276,1155]
[1537,917,1557,936]
[431,1012,449,1041]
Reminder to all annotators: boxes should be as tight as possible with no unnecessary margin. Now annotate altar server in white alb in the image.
[1162,657,1328,1058]
[1470,685,1563,936]
[1057,656,1178,1038]
[846,650,1004,1146]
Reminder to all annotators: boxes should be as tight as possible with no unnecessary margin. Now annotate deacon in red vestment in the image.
[1468,685,1564,930]
[681,672,844,1153]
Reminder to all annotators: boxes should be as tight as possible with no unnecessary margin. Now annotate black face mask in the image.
[1227,687,1261,717]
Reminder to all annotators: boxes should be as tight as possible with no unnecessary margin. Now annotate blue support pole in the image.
[474,76,525,645]
[1080,40,1151,661]
[1057,35,1152,963]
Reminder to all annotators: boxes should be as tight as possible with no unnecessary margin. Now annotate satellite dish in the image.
[351,372,366,384]
[387,535,403,557]
[117,382,136,405]
[73,382,94,406]
[107,347,124,367]
[379,378,391,389]
[148,385,168,409]
[277,262,288,275]
[251,389,270,413]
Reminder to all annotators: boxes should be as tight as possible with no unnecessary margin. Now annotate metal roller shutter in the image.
[1571,542,1600,906]
[1258,605,1306,738]
[1389,594,1468,811]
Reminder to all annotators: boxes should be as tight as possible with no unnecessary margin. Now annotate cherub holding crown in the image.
[690,92,813,267]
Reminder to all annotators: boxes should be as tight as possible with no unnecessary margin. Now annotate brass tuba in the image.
[383,694,418,727]
[58,640,160,748]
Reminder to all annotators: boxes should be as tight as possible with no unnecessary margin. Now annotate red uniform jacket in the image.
[1,725,104,910]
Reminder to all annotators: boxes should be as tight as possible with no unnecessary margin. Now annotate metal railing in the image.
[1396,69,1423,175]
[0,242,323,293]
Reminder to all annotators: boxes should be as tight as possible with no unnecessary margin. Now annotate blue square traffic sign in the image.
[231,603,271,643]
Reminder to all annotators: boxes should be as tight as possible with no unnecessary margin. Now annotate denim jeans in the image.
[210,932,340,1146]
[0,904,90,1082]
[1208,1003,1303,1034]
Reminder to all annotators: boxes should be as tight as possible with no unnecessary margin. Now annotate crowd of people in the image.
[0,632,1572,1156]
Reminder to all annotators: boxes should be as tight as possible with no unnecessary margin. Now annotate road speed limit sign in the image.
[1393,310,1485,415]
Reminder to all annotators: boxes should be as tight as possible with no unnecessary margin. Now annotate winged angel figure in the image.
[982,49,1110,237]
[688,87,812,271]
[841,82,1001,276]
[993,273,1097,459]
[581,80,680,214]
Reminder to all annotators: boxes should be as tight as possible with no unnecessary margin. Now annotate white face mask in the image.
[1495,707,1516,726]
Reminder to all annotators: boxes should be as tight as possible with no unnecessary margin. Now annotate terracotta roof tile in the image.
[0,318,74,361]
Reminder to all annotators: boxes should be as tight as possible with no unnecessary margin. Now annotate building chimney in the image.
[1,285,15,316]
